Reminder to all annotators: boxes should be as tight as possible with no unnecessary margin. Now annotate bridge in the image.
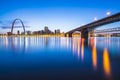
[94,27,120,33]
[93,27,120,37]
[66,12,120,39]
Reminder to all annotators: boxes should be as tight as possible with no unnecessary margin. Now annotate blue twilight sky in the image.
[0,0,120,33]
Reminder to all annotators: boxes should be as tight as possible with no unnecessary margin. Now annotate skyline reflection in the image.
[0,37,120,80]
[5,36,8,48]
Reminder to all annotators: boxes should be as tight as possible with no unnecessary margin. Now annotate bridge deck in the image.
[66,12,120,34]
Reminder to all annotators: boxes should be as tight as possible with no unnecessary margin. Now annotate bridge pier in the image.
[88,29,94,37]
[81,29,89,39]
[66,13,120,39]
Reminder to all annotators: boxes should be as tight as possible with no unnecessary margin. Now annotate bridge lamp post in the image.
[106,12,111,16]
[94,17,97,21]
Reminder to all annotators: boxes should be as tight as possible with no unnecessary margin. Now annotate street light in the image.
[106,12,111,16]
[94,17,97,21]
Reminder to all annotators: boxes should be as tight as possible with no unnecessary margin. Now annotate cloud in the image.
[0,26,30,29]
[0,20,30,29]
[2,20,28,24]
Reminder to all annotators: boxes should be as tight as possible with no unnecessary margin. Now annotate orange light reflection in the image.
[92,46,97,70]
[103,48,111,77]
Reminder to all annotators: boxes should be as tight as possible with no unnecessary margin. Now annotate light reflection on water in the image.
[103,48,111,77]
[0,36,120,80]
[92,46,97,70]
[81,38,84,61]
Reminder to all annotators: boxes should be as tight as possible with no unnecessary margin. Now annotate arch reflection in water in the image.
[103,48,111,77]
[11,37,26,54]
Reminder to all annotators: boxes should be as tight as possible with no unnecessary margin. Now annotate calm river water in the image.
[0,36,120,80]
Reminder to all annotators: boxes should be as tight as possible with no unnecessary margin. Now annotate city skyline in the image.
[0,0,120,33]
[6,26,61,35]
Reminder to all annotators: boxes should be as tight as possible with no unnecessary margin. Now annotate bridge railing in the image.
[94,27,120,33]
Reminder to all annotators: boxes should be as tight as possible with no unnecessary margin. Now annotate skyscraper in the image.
[55,29,60,34]
[44,26,48,34]
[17,30,20,35]
[56,29,60,34]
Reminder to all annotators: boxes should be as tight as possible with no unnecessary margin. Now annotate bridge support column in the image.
[89,29,94,37]
[81,29,88,39]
